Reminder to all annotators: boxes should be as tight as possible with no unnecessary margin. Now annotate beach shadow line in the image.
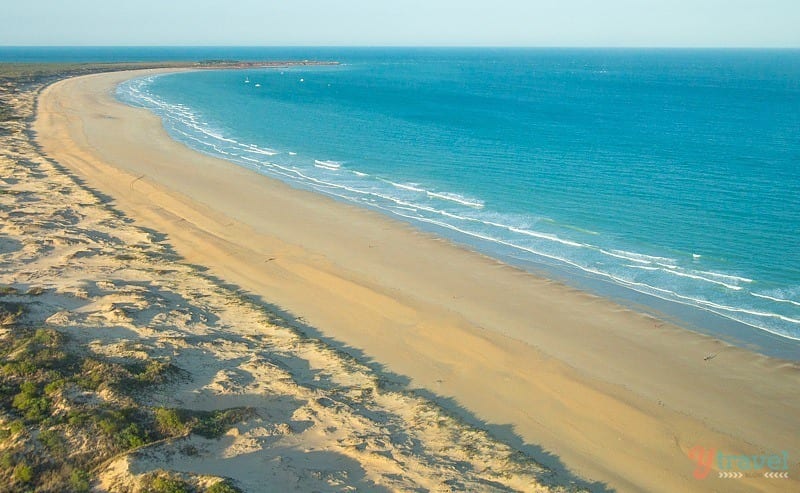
[212,282,612,493]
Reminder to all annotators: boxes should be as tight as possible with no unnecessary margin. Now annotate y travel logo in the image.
[689,446,791,480]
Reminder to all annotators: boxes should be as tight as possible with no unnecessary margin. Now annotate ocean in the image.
[8,47,800,355]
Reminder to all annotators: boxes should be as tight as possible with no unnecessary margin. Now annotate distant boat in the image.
[244,77,250,83]
[254,83,261,88]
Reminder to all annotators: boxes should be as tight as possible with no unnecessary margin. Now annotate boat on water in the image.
[244,77,250,83]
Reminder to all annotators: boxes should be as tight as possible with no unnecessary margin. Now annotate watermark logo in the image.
[688,446,790,480]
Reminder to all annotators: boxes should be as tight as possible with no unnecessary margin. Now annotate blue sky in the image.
[3,0,799,47]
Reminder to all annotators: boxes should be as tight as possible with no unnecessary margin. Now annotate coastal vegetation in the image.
[0,305,247,492]
[0,62,252,493]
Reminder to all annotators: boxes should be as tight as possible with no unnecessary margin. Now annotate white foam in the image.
[608,249,676,265]
[505,225,585,248]
[660,268,744,291]
[379,179,484,209]
[242,145,278,156]
[382,179,425,193]
[314,160,342,170]
[425,191,484,209]
[694,270,753,284]
[599,249,652,264]
[677,296,800,325]
[751,292,800,307]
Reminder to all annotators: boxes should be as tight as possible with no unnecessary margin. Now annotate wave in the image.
[659,268,743,291]
[606,249,677,265]
[751,292,800,307]
[243,145,278,156]
[695,270,753,284]
[380,179,484,208]
[425,191,484,209]
[314,159,341,170]
[381,179,425,193]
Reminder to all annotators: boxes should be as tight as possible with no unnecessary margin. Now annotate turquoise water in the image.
[113,49,800,350]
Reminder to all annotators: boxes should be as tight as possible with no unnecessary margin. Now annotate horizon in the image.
[4,45,800,50]
[4,1,799,48]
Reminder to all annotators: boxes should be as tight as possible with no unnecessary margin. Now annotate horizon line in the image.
[2,44,800,50]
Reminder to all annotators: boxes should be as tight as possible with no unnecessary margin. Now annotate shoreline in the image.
[120,67,800,360]
[390,216,800,360]
[34,69,800,492]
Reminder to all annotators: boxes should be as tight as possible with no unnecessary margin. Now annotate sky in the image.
[3,0,799,47]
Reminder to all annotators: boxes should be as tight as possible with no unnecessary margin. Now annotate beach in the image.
[2,65,563,492]
[31,69,800,491]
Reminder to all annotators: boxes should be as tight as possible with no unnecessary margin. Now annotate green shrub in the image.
[9,419,24,435]
[38,429,67,456]
[19,381,37,395]
[146,473,192,493]
[12,383,50,421]
[207,480,242,493]
[2,359,37,376]
[191,408,254,439]
[22,396,50,421]
[118,423,146,449]
[155,407,185,436]
[94,409,148,449]
[0,451,14,470]
[70,469,91,492]
[43,378,67,395]
[13,462,33,483]
[96,413,123,435]
[32,328,61,346]
[135,360,175,385]
[67,410,92,427]
[77,358,114,390]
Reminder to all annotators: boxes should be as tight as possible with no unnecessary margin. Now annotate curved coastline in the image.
[119,68,800,353]
[35,69,800,492]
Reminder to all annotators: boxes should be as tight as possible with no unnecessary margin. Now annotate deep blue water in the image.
[6,47,800,354]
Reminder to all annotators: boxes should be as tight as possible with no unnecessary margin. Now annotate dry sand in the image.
[31,69,800,492]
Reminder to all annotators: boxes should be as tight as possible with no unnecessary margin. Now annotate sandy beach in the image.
[30,69,800,492]
[2,66,566,492]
